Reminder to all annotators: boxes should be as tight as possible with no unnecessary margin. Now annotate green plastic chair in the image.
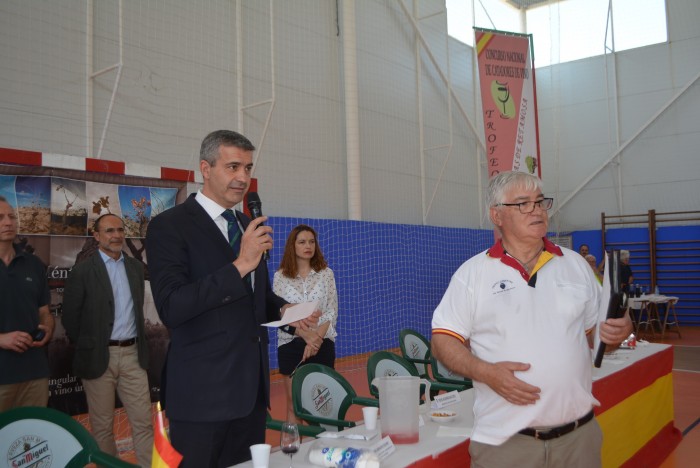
[0,406,138,468]
[398,329,468,393]
[399,328,433,377]
[366,350,431,401]
[430,354,473,389]
[292,363,378,432]
[265,411,325,437]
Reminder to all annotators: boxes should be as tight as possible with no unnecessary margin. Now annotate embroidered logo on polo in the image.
[7,434,52,467]
[492,279,515,294]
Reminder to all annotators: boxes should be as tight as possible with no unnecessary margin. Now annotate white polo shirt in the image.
[432,238,602,446]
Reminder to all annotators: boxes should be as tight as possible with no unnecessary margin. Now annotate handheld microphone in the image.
[246,192,269,261]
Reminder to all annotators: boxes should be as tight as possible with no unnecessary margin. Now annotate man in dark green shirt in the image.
[0,195,54,411]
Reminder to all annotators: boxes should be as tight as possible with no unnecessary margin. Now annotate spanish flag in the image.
[152,402,183,468]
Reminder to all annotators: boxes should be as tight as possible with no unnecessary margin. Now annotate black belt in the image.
[519,410,594,440]
[108,338,137,347]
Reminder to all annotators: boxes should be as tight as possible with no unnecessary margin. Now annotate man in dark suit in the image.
[146,130,318,467]
[62,214,153,467]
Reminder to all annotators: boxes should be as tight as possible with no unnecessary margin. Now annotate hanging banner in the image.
[475,28,541,178]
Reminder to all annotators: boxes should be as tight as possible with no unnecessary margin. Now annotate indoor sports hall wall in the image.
[573,225,700,327]
[2,1,699,232]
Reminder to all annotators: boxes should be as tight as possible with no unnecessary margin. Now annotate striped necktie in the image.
[221,209,242,258]
[221,209,252,291]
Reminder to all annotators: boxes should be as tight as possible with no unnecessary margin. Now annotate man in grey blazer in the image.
[63,214,153,467]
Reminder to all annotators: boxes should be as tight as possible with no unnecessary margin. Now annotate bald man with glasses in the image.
[432,171,632,468]
[62,214,153,467]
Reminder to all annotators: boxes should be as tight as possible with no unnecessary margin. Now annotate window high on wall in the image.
[446,0,668,67]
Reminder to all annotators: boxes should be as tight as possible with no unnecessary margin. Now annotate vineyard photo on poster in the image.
[0,174,179,415]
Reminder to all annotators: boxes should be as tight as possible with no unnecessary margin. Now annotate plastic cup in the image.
[362,406,379,431]
[250,443,271,468]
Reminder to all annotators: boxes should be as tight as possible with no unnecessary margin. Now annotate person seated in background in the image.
[585,254,603,284]
[274,224,338,423]
[578,244,590,257]
[620,250,634,293]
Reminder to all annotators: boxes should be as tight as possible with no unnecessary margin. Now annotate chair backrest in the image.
[0,406,137,468]
[292,364,358,431]
[366,351,419,398]
[430,354,473,388]
[399,328,431,377]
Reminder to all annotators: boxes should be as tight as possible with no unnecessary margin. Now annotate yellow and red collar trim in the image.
[487,237,563,282]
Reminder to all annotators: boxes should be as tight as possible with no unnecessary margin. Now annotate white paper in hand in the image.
[262,300,318,327]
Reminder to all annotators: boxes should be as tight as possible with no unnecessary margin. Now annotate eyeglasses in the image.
[496,197,554,214]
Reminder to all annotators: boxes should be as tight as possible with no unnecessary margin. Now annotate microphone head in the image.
[246,192,261,208]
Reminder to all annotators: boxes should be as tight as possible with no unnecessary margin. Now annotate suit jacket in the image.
[146,194,286,422]
[62,251,149,379]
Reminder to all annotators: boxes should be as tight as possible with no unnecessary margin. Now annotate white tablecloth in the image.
[234,391,475,468]
[592,342,670,380]
[627,294,678,309]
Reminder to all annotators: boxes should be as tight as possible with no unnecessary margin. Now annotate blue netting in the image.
[265,217,493,369]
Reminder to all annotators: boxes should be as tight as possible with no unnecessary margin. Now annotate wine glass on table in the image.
[280,421,300,467]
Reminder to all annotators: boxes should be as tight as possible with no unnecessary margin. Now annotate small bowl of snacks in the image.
[429,410,457,423]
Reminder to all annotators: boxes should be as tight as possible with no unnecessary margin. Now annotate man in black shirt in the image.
[0,195,54,410]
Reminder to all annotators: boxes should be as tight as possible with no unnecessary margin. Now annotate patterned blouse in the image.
[273,267,338,347]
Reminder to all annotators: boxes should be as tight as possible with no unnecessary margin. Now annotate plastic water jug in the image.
[371,376,431,444]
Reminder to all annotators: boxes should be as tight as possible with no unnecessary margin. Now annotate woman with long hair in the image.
[274,224,338,423]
